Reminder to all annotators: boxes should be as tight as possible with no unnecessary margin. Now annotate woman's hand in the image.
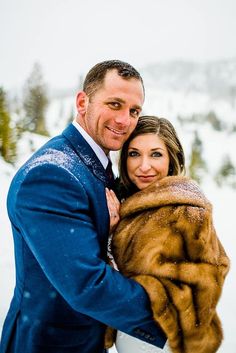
[105,188,120,234]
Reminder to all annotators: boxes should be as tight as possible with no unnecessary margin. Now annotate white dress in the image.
[115,331,170,353]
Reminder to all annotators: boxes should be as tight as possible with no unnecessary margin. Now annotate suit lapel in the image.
[62,124,109,185]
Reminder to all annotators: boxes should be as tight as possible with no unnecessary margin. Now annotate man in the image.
[0,60,166,353]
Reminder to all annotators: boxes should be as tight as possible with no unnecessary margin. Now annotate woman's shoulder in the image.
[120,176,212,218]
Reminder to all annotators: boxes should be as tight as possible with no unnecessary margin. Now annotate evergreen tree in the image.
[0,87,17,163]
[215,155,236,188]
[188,131,207,184]
[206,111,224,131]
[22,62,49,136]
[231,123,236,133]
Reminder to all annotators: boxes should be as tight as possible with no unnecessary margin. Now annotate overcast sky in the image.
[1,0,236,90]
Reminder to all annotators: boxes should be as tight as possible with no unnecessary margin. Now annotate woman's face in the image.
[126,133,170,190]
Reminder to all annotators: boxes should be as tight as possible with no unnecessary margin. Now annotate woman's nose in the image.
[139,158,151,172]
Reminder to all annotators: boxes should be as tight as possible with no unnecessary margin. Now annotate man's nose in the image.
[114,110,131,127]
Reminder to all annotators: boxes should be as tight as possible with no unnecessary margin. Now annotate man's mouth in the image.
[107,126,126,136]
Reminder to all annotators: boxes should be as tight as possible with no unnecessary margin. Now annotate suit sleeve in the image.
[14,163,166,347]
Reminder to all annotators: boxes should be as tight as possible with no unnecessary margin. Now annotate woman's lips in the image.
[137,175,156,182]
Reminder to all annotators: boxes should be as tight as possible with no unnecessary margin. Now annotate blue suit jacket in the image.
[0,124,166,353]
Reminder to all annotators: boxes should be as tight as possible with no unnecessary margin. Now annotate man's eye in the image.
[128,151,139,157]
[130,109,140,118]
[108,102,120,109]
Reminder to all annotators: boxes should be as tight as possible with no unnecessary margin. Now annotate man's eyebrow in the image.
[132,105,142,111]
[106,97,125,103]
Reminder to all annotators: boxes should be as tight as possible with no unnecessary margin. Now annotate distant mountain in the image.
[141,58,236,100]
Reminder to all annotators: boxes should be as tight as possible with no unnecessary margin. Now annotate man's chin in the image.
[109,143,124,152]
[104,139,126,152]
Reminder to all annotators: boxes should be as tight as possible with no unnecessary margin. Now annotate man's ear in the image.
[76,91,89,115]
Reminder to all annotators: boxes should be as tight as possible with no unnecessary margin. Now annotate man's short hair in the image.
[83,60,144,97]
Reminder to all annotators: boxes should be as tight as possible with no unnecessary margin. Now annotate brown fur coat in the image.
[110,176,230,353]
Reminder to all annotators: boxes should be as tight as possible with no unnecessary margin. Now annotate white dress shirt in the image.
[72,120,109,169]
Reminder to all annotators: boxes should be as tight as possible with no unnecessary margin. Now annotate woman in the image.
[105,116,230,353]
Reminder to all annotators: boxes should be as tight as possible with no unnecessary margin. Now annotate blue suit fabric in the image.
[0,124,166,353]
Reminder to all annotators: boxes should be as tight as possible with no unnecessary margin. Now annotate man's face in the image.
[77,70,144,154]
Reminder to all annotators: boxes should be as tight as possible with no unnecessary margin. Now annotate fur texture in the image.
[110,176,230,353]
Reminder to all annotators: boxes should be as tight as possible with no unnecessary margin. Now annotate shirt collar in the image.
[72,120,109,169]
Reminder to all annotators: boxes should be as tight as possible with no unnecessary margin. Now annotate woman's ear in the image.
[76,91,89,116]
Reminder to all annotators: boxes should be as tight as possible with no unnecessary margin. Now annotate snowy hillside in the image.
[142,59,236,98]
[1,59,236,352]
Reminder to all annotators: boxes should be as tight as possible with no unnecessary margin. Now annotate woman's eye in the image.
[152,151,162,157]
[128,151,139,157]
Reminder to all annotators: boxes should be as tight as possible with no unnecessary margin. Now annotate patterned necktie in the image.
[106,159,115,189]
